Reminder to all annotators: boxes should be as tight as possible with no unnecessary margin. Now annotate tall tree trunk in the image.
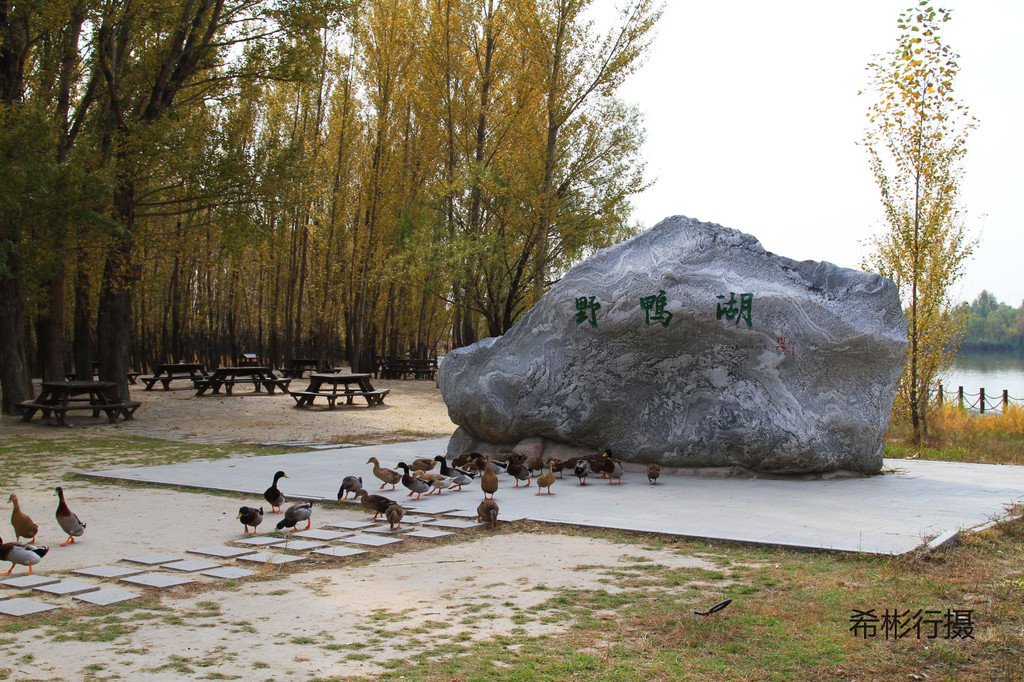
[39,270,66,380]
[96,181,134,401]
[0,259,31,413]
[73,247,93,380]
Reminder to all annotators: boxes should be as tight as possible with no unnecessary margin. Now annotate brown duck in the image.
[477,499,499,528]
[367,457,401,490]
[647,463,661,484]
[480,458,499,500]
[536,463,556,495]
[9,494,38,543]
[353,489,399,520]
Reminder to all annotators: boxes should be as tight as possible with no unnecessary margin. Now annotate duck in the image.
[447,467,475,492]
[55,487,86,546]
[276,502,313,531]
[338,475,363,501]
[524,454,545,477]
[1,535,48,575]
[505,456,531,488]
[573,460,591,486]
[596,452,624,485]
[647,463,661,484]
[480,458,499,499]
[367,457,401,490]
[415,471,452,496]
[352,488,399,519]
[385,503,405,531]
[536,462,556,495]
[476,499,499,528]
[549,458,565,479]
[397,462,432,500]
[409,457,436,473]
[264,470,288,513]
[451,452,478,468]
[9,494,38,543]
[238,506,264,534]
[433,455,474,491]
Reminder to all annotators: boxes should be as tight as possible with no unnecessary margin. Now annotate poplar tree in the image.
[862,1,976,442]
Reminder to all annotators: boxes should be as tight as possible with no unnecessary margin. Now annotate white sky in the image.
[618,0,1024,306]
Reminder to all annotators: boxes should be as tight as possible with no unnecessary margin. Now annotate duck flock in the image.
[4,451,664,577]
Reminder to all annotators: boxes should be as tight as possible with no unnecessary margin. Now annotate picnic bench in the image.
[290,372,390,408]
[142,363,209,390]
[18,380,141,427]
[279,359,319,379]
[377,357,438,381]
[193,366,291,396]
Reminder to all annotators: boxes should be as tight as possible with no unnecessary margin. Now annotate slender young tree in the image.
[862,1,976,442]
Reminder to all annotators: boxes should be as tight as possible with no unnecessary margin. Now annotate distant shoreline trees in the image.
[960,291,1024,352]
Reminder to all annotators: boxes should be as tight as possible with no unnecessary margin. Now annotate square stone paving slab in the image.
[399,514,433,524]
[361,525,408,535]
[1,574,60,589]
[232,536,282,546]
[124,553,181,565]
[188,545,253,558]
[404,529,455,540]
[268,540,328,551]
[236,552,306,565]
[0,597,60,616]
[161,559,223,572]
[74,588,141,606]
[341,535,403,547]
[201,566,257,580]
[34,580,101,596]
[312,546,368,559]
[291,529,353,541]
[424,519,484,529]
[120,572,194,588]
[323,520,376,530]
[73,565,145,579]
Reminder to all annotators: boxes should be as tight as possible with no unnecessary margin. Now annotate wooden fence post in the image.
[958,386,964,409]
[980,387,986,414]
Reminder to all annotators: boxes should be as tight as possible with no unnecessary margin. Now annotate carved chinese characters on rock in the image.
[575,296,601,328]
[640,290,673,327]
[716,292,753,328]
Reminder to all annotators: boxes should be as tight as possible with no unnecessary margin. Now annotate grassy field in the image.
[2,412,1023,681]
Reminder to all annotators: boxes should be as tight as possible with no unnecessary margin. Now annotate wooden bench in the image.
[261,377,292,394]
[361,388,390,406]
[194,375,291,396]
[289,388,389,408]
[18,399,141,426]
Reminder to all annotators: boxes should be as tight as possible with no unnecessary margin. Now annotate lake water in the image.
[939,351,1024,410]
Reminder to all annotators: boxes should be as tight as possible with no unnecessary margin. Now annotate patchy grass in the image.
[363,517,1024,681]
[0,432,290,487]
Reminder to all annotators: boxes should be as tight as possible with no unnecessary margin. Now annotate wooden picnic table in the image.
[194,366,291,396]
[142,363,209,390]
[279,359,319,379]
[289,372,390,408]
[17,380,140,427]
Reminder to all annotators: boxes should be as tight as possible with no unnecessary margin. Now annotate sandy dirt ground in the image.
[1,379,736,680]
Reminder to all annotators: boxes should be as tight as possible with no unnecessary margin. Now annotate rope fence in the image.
[936,384,1024,415]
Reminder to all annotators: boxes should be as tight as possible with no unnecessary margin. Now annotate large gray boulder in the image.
[439,216,907,474]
